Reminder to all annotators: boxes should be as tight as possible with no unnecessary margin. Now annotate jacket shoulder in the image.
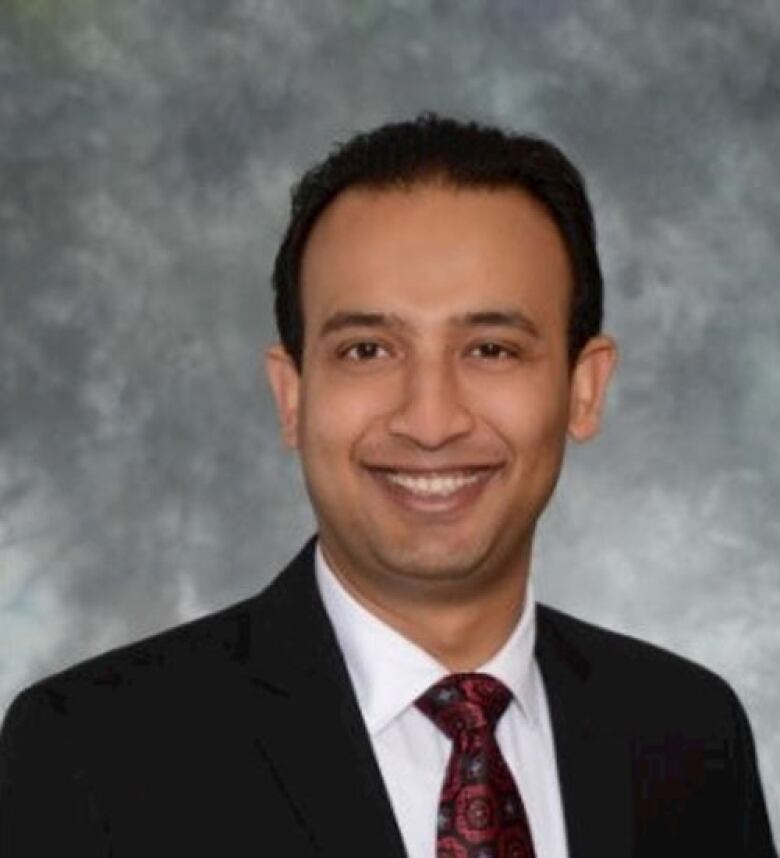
[3,539,319,730]
[536,603,745,731]
[9,582,284,727]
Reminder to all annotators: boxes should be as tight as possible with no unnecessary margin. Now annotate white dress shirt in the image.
[315,543,569,858]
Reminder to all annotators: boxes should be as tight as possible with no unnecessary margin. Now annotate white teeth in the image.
[383,471,485,497]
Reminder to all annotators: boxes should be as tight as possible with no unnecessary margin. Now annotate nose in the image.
[386,355,475,449]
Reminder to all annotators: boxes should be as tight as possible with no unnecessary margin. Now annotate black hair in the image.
[272,113,603,368]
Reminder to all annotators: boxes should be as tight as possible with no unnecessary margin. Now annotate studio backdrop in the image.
[1,0,778,833]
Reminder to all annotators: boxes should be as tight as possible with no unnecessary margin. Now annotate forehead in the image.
[299,182,572,324]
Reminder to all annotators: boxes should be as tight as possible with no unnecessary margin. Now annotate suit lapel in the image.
[240,538,406,857]
[236,543,636,856]
[536,606,634,858]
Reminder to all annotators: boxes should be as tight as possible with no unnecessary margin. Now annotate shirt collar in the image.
[314,541,539,737]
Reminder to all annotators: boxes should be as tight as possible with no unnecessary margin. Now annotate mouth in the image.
[373,468,494,496]
[364,465,502,512]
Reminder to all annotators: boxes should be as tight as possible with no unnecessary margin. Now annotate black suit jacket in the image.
[0,537,776,856]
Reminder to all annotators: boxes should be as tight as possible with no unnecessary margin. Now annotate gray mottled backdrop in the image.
[1,0,778,831]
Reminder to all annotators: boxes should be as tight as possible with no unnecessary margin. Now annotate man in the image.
[0,115,775,856]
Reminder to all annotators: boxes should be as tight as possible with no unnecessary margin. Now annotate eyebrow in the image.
[319,312,394,337]
[318,310,540,339]
[457,311,540,338]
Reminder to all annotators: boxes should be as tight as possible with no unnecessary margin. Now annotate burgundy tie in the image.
[415,673,536,858]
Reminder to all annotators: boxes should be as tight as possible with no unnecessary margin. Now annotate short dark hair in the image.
[272,113,603,368]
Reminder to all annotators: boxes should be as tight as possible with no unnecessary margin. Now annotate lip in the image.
[363,464,504,475]
[364,464,503,517]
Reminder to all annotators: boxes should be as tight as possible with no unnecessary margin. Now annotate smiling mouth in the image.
[367,466,501,498]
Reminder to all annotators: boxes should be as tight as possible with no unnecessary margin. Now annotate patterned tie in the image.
[415,673,536,858]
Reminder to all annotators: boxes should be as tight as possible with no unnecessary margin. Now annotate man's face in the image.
[267,183,614,603]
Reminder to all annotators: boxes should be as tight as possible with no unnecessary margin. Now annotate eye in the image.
[339,341,391,361]
[468,342,518,360]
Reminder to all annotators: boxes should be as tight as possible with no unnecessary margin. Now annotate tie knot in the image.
[415,673,512,740]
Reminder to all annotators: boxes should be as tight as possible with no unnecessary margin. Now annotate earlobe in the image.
[567,335,618,443]
[264,344,301,449]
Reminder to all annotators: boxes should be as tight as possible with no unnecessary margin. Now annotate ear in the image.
[567,335,618,442]
[264,344,301,450]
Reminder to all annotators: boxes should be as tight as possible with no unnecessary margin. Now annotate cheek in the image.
[477,376,570,449]
[298,376,388,459]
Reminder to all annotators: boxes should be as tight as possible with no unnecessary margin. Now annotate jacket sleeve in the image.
[728,686,778,857]
[0,685,109,856]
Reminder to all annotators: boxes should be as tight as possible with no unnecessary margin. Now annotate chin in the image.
[367,536,495,586]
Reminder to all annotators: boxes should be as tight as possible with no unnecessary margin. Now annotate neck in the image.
[323,547,529,672]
